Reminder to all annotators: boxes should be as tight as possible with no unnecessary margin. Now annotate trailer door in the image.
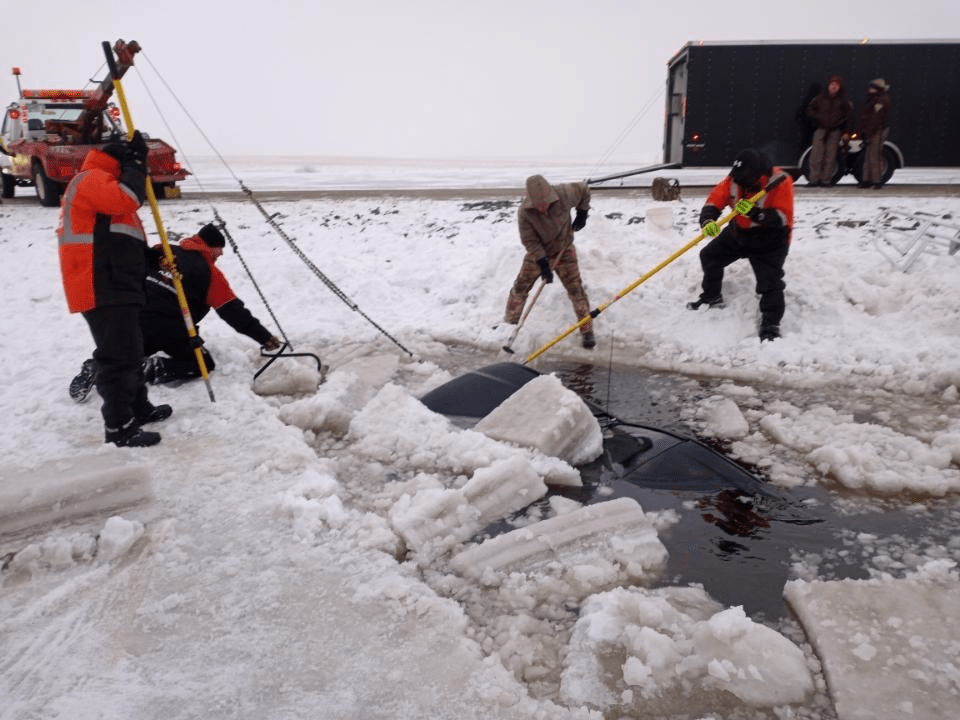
[665,52,688,164]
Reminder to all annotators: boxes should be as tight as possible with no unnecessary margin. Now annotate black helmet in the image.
[729,148,773,187]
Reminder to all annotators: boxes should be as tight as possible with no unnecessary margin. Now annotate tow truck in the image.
[0,39,189,206]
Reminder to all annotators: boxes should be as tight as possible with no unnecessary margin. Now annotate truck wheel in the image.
[1,173,14,199]
[33,164,62,207]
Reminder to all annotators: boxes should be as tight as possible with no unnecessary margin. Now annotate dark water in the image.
[541,360,960,623]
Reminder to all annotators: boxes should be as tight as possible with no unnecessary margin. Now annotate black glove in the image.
[262,336,282,352]
[127,130,148,166]
[119,162,147,205]
[746,206,783,227]
[536,257,554,284]
[572,208,589,232]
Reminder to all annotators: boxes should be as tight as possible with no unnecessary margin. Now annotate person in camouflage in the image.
[504,174,595,348]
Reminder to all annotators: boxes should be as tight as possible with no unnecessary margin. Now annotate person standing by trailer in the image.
[856,78,892,189]
[686,148,794,342]
[504,174,595,349]
[806,75,853,186]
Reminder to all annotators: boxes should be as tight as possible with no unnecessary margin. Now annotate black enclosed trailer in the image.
[662,40,960,185]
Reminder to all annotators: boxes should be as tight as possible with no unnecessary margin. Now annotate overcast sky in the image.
[4,0,957,172]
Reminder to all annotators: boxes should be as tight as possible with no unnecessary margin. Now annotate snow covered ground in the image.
[2,158,960,719]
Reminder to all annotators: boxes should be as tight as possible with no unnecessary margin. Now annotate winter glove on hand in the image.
[119,162,147,205]
[701,220,721,237]
[537,257,554,284]
[262,336,282,352]
[572,208,589,231]
[127,130,149,166]
[734,198,755,216]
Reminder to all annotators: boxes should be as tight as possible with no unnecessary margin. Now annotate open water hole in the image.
[531,359,960,623]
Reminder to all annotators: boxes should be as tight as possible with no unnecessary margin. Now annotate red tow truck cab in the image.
[0,41,190,207]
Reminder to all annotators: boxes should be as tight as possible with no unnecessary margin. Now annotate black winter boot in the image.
[686,295,725,310]
[105,419,161,447]
[759,324,781,342]
[69,358,97,403]
[136,404,173,424]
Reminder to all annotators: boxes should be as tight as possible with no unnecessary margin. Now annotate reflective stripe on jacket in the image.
[57,149,147,313]
[703,170,794,235]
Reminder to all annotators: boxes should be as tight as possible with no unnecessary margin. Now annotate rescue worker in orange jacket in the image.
[140,223,281,384]
[686,148,794,341]
[58,132,171,447]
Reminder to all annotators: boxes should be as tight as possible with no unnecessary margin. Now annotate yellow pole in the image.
[523,178,787,365]
[102,41,214,401]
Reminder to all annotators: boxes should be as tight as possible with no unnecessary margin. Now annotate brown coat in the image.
[807,76,853,131]
[858,87,891,138]
[517,179,590,261]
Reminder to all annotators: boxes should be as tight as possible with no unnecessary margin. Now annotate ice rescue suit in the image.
[141,236,275,381]
[57,148,153,430]
[697,170,794,328]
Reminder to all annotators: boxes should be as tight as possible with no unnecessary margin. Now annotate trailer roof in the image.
[669,38,960,64]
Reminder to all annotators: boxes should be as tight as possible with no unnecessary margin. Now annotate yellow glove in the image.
[701,220,721,237]
[735,198,755,215]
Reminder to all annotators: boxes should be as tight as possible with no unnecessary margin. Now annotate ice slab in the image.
[390,455,547,556]
[0,455,152,539]
[474,374,603,466]
[450,497,666,582]
[784,564,960,720]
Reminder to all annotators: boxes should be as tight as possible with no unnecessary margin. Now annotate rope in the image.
[136,52,414,359]
[585,86,664,182]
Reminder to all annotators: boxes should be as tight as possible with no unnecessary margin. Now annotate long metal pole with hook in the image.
[102,40,215,401]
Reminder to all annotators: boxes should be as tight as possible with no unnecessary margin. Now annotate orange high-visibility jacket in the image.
[703,170,795,236]
[57,149,147,314]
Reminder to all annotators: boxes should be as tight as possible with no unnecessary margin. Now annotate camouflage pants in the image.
[504,246,593,333]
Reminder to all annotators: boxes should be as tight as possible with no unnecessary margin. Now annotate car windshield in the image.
[29,102,86,122]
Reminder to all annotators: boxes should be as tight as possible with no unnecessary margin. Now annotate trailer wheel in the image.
[799,145,846,186]
[851,145,900,185]
[1,172,14,199]
[33,163,62,207]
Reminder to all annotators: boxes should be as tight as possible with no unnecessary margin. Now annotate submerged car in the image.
[421,362,823,618]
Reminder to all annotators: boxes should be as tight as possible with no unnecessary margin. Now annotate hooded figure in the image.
[806,74,854,186]
[857,78,892,188]
[504,175,595,348]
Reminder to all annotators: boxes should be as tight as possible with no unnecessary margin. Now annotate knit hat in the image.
[869,78,889,92]
[729,148,773,187]
[525,175,559,207]
[198,223,225,248]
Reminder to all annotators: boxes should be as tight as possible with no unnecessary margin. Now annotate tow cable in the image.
[133,47,416,375]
